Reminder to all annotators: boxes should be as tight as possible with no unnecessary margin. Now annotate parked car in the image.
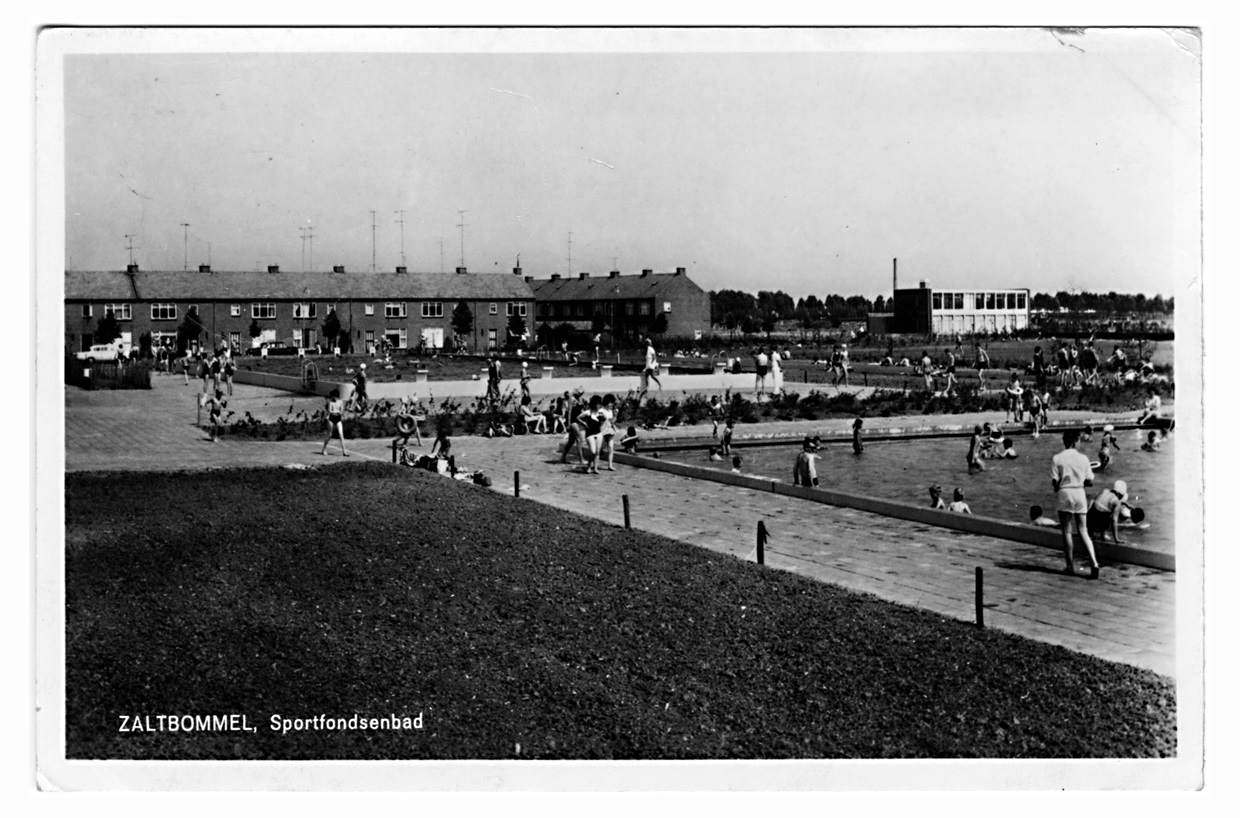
[250,341,301,357]
[75,343,129,362]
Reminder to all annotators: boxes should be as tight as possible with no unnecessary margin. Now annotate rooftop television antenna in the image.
[395,210,407,267]
[457,210,469,268]
[180,223,190,271]
[124,234,138,266]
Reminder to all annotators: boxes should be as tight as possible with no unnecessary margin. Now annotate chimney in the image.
[920,280,928,289]
[455,266,467,274]
[640,269,652,278]
[199,264,211,273]
[513,266,522,276]
[524,276,533,283]
[674,267,685,275]
[550,273,561,281]
[332,265,345,273]
[126,264,139,273]
[578,272,590,280]
[609,270,620,278]
[268,265,280,274]
[893,258,898,293]
[395,266,407,274]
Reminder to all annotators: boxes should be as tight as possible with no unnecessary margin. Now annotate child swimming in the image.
[929,485,947,510]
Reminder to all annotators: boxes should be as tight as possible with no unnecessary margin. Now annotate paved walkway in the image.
[63,374,1176,678]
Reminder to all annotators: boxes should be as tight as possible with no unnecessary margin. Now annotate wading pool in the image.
[658,429,1175,555]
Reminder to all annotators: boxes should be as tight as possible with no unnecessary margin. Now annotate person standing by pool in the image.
[519,361,531,401]
[770,347,783,395]
[720,418,735,456]
[942,348,958,396]
[838,344,850,386]
[920,350,934,392]
[485,355,501,405]
[1055,343,1071,387]
[1051,428,1100,578]
[560,394,583,464]
[709,394,724,437]
[198,353,210,394]
[640,338,662,399]
[754,348,769,396]
[351,363,369,412]
[852,417,864,454]
[579,395,605,474]
[204,388,227,443]
[599,393,618,471]
[974,342,990,391]
[181,352,192,385]
[320,388,348,457]
[793,436,820,487]
[967,425,986,473]
[1004,375,1024,424]
[223,355,236,396]
[1032,345,1047,392]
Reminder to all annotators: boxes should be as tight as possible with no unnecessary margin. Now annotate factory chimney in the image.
[893,258,898,294]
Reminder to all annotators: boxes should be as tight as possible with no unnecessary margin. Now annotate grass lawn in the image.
[66,463,1175,760]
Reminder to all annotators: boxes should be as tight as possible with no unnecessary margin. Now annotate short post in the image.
[975,567,984,628]
[514,470,520,498]
[392,439,398,464]
[864,372,868,387]
[803,371,808,384]
[622,495,631,529]
[196,395,201,426]
[757,520,768,565]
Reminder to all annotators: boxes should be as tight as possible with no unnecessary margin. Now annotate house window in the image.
[1007,293,1018,309]
[364,330,375,346]
[151,303,177,321]
[931,293,943,310]
[104,303,132,320]
[985,293,995,310]
[230,304,241,317]
[365,304,375,316]
[552,303,563,318]
[252,303,276,319]
[384,302,407,319]
[1017,292,1026,310]
[293,303,317,319]
[421,302,443,318]
[638,301,651,315]
[81,304,92,318]
[625,302,634,316]
[505,302,527,317]
[489,303,498,316]
[953,293,964,310]
[975,293,985,310]
[537,303,549,318]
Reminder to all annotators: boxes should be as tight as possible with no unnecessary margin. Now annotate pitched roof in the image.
[530,272,705,302]
[65,270,534,302]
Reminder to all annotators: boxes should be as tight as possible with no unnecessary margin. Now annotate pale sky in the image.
[60,28,1199,300]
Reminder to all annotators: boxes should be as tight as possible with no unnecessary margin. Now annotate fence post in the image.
[196,395,201,426]
[392,439,398,464]
[514,470,520,498]
[975,567,984,628]
[622,495,631,529]
[864,372,868,387]
[757,520,768,565]
[803,370,808,384]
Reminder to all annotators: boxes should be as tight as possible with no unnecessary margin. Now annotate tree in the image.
[590,312,609,335]
[652,312,669,337]
[177,307,205,353]
[94,309,122,345]
[507,313,527,345]
[138,330,153,359]
[248,318,261,342]
[451,300,474,338]
[873,295,886,313]
[321,309,342,349]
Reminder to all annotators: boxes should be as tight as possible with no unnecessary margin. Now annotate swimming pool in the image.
[660,430,1175,555]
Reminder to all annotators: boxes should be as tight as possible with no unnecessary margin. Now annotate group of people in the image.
[557,392,632,474]
[752,347,784,395]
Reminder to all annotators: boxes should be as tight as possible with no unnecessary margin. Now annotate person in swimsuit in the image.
[620,426,639,454]
[852,417,864,454]
[947,488,971,514]
[321,388,348,456]
[974,343,990,391]
[928,485,947,510]
[793,436,820,487]
[942,349,957,395]
[579,395,605,474]
[967,425,986,472]
[1087,480,1130,544]
[754,349,769,396]
[204,388,227,442]
[599,393,618,470]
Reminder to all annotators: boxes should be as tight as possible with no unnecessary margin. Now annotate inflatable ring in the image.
[1089,461,1102,470]
[396,415,417,435]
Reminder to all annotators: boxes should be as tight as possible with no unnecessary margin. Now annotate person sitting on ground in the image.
[1000,438,1017,458]
[793,435,820,487]
[948,488,972,514]
[520,395,547,434]
[897,356,911,368]
[929,485,947,510]
[1141,430,1161,452]
[620,426,640,454]
[1087,480,1130,544]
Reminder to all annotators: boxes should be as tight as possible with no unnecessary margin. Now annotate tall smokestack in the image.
[893,258,898,294]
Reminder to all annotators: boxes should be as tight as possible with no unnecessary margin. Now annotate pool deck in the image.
[60,373,1178,679]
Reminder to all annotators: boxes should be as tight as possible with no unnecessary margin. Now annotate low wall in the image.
[232,369,351,400]
[613,452,1174,572]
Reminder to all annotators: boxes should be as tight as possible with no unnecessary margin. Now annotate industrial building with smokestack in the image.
[868,258,1030,336]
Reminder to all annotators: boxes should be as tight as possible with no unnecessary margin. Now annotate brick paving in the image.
[63,373,1177,678]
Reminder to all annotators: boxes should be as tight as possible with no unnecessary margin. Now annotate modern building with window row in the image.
[64,265,534,354]
[529,267,711,345]
[886,281,1031,336]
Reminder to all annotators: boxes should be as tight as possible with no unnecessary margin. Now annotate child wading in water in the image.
[967,425,986,472]
[852,418,864,454]
[947,488,972,514]
[928,485,947,510]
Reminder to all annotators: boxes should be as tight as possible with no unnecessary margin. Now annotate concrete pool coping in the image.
[614,450,1175,573]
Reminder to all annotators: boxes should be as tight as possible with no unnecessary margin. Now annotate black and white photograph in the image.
[34,25,1206,792]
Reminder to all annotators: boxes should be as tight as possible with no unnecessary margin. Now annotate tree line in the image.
[711,288,1174,331]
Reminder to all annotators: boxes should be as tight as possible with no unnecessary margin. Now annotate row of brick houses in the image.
[64,264,712,354]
